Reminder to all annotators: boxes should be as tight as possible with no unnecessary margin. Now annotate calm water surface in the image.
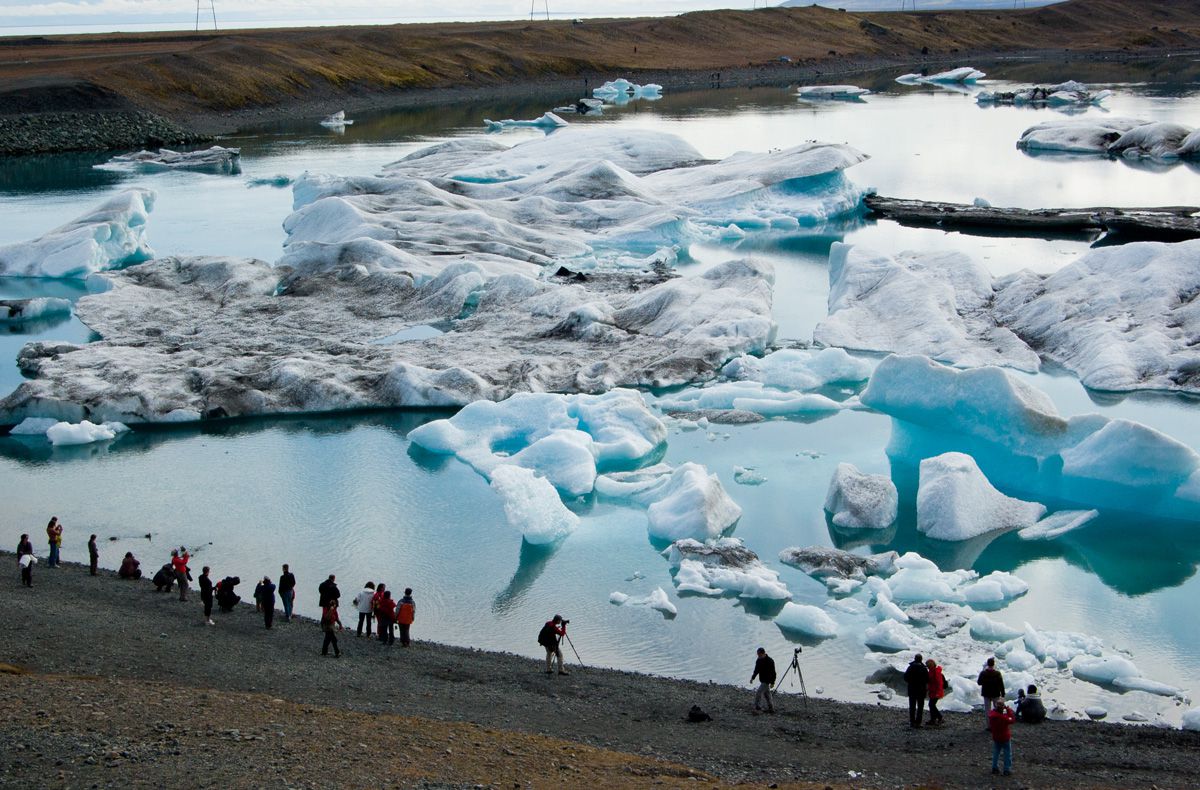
[2,61,1199,720]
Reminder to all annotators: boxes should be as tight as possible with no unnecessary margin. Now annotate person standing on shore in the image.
[904,653,930,727]
[19,551,36,587]
[199,566,215,625]
[318,574,340,608]
[988,697,1016,776]
[16,534,33,563]
[352,581,376,637]
[926,657,945,726]
[751,647,776,714]
[321,600,343,657]
[397,588,416,647]
[46,517,62,568]
[376,590,395,645]
[278,564,296,622]
[88,534,99,576]
[538,615,569,676]
[978,658,1006,724]
[256,575,277,629]
[171,547,190,602]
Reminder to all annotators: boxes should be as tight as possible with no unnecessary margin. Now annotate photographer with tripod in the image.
[538,614,571,676]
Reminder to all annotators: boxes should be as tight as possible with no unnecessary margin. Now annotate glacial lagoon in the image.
[2,61,1199,725]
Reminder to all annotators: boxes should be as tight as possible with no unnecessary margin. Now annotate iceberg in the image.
[99,145,241,174]
[775,602,838,638]
[654,381,840,417]
[861,355,1200,520]
[592,78,662,102]
[664,537,789,599]
[45,419,128,446]
[319,110,354,127]
[976,81,1111,107]
[778,546,898,581]
[1018,509,1099,540]
[1023,623,1104,666]
[864,619,920,651]
[0,298,72,324]
[8,417,60,435]
[968,613,1024,642]
[0,190,155,278]
[722,347,871,391]
[1112,676,1184,697]
[796,85,870,100]
[645,463,742,542]
[1070,654,1142,686]
[824,462,898,530]
[814,244,1040,372]
[1183,709,1200,731]
[1017,117,1200,159]
[916,452,1047,541]
[610,586,677,615]
[897,67,985,85]
[483,112,569,131]
[489,465,579,544]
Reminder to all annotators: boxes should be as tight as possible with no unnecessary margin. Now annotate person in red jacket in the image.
[926,657,945,725]
[171,547,191,602]
[988,697,1016,776]
[376,590,396,645]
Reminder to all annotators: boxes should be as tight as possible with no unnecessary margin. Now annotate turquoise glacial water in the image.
[2,62,1199,720]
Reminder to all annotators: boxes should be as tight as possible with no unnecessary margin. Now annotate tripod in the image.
[562,631,585,669]
[776,647,808,710]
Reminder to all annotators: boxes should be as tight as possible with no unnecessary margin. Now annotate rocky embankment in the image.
[2,555,1198,789]
[0,110,210,156]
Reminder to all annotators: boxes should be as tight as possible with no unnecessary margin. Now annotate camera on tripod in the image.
[561,618,570,625]
[793,646,802,655]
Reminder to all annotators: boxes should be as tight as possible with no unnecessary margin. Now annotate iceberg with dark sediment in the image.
[99,145,241,174]
[2,128,871,424]
[0,298,72,324]
[663,537,790,599]
[817,241,1200,394]
[977,80,1111,107]
[1018,117,1200,159]
[824,462,899,530]
[0,190,155,278]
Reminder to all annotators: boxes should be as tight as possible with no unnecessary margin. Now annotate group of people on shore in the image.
[14,528,419,657]
[900,653,1046,776]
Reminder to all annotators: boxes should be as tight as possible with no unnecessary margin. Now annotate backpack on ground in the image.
[686,705,712,723]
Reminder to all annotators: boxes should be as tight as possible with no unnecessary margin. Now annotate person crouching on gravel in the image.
[538,615,569,675]
[751,647,776,714]
[321,600,343,657]
[988,697,1016,776]
[119,552,141,579]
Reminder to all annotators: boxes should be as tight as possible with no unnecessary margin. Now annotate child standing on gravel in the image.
[321,600,343,657]
[988,697,1016,776]
[19,551,36,587]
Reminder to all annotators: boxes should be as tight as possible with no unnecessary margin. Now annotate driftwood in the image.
[863,194,1200,241]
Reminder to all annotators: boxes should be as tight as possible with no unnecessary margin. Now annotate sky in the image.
[0,0,1062,35]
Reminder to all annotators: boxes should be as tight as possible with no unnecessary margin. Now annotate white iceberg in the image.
[610,586,677,615]
[722,347,871,391]
[1023,624,1104,666]
[319,110,354,127]
[0,190,155,278]
[45,419,127,446]
[0,297,72,324]
[1070,654,1142,686]
[1016,117,1200,159]
[489,465,579,544]
[99,145,241,174]
[646,463,742,542]
[592,78,662,102]
[969,613,1024,642]
[484,112,568,131]
[1182,709,1200,731]
[864,619,920,651]
[797,85,869,100]
[916,452,1047,541]
[654,381,840,417]
[824,462,898,530]
[664,538,789,599]
[897,66,985,85]
[814,243,1040,373]
[1018,509,1099,540]
[775,602,838,638]
[1112,676,1184,697]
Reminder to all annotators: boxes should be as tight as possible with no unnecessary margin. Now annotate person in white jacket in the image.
[352,582,376,637]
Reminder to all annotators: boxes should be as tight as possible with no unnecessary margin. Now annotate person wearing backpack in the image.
[397,588,416,647]
[538,615,569,675]
[321,600,343,657]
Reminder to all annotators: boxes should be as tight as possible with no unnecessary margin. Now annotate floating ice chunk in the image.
[864,620,920,651]
[917,453,1046,541]
[592,78,662,101]
[824,462,898,530]
[100,146,241,174]
[722,347,871,391]
[247,174,294,188]
[1113,676,1184,697]
[489,465,579,545]
[977,81,1111,107]
[484,112,569,131]
[961,572,1029,604]
[922,67,985,83]
[874,597,909,623]
[1016,117,1154,154]
[1062,419,1200,489]
[663,537,789,599]
[319,110,354,127]
[905,601,968,636]
[1071,655,1141,686]
[796,85,869,100]
[1125,711,1150,723]
[646,463,742,542]
[778,546,897,581]
[1024,624,1104,665]
[969,614,1024,642]
[1004,649,1040,672]
[815,244,1040,372]
[655,381,840,417]
[994,238,1200,394]
[8,417,60,435]
[0,298,72,324]
[776,602,838,638]
[1019,509,1099,540]
[45,420,125,446]
[1108,121,1193,159]
[612,586,677,615]
[826,577,863,596]
[972,197,991,208]
[409,390,666,496]
[733,466,767,486]
[885,556,975,603]
[1182,709,1200,731]
[0,189,155,278]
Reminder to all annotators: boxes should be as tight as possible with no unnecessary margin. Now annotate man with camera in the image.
[538,614,570,676]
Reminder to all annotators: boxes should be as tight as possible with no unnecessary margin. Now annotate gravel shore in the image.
[2,555,1197,788]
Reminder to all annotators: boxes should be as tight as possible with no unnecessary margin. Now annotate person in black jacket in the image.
[278,564,296,621]
[751,647,776,714]
[199,566,215,625]
[904,653,930,727]
[255,576,277,629]
[978,657,1006,725]
[216,576,241,612]
[152,563,175,593]
[318,574,340,608]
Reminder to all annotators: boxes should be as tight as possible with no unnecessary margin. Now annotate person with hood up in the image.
[926,657,946,725]
[904,653,930,727]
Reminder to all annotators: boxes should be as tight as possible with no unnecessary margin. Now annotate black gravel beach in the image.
[1,554,1197,788]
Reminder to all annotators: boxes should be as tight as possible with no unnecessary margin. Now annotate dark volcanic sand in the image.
[1,555,1197,788]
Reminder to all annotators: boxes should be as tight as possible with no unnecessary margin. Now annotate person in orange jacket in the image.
[926,657,945,725]
[396,588,416,647]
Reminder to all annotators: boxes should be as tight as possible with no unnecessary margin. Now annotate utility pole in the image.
[196,0,217,31]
